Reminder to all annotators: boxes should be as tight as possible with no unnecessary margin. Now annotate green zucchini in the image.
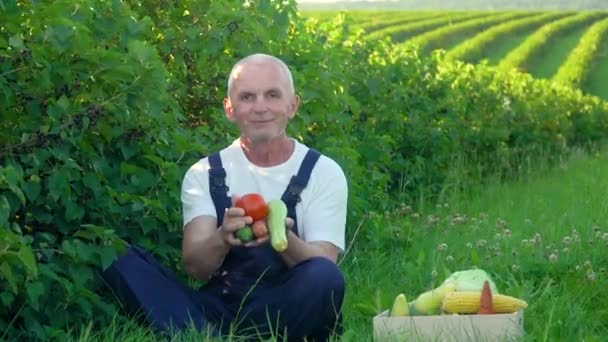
[267,199,288,251]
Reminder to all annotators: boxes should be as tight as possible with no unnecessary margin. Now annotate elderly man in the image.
[102,53,348,341]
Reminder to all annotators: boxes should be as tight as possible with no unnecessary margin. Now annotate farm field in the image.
[584,31,608,99]
[304,10,608,100]
[524,24,590,79]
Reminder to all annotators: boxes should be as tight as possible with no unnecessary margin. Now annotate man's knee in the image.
[296,257,345,299]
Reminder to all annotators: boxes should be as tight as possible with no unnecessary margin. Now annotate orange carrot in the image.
[477,280,495,314]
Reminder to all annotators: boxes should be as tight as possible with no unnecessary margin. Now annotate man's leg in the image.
[100,245,230,335]
[238,257,345,341]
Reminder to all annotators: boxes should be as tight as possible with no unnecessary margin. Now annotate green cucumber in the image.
[267,199,288,251]
[235,226,254,242]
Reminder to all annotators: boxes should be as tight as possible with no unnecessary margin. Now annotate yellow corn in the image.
[442,291,528,314]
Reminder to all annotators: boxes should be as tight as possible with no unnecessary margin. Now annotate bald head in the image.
[226,53,295,97]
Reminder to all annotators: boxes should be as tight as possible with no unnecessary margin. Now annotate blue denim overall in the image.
[101,149,345,341]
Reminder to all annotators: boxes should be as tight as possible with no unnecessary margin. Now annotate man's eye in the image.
[268,92,280,98]
[241,94,253,100]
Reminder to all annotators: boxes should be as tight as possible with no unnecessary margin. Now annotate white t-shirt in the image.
[181,138,348,252]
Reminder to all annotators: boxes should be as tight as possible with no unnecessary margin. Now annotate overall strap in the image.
[208,153,231,227]
[281,148,321,229]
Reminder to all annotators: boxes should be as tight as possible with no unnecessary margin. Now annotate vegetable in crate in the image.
[442,292,528,314]
[441,269,499,293]
[477,280,495,314]
[410,282,457,315]
[390,293,410,317]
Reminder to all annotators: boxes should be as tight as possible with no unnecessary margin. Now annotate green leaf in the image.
[18,244,38,278]
[73,239,95,262]
[61,240,76,259]
[65,198,85,221]
[26,281,45,311]
[0,195,9,225]
[22,179,41,202]
[128,40,155,67]
[0,291,15,306]
[56,95,70,111]
[82,173,100,192]
[68,264,93,287]
[47,171,69,201]
[0,262,18,293]
[8,34,24,50]
[1,165,25,205]
[99,246,117,271]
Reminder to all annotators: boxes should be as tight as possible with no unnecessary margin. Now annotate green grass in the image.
[583,29,608,99]
[525,25,589,79]
[73,147,608,341]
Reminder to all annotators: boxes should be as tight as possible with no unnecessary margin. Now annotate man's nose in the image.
[253,97,268,112]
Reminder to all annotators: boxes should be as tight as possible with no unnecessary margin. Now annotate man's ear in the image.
[287,94,300,119]
[224,97,236,121]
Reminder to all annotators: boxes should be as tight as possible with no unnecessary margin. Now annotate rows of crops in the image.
[305,10,608,100]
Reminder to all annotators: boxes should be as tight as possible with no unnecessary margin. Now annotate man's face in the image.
[223,61,299,143]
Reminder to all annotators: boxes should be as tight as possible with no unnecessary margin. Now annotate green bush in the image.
[1,0,607,339]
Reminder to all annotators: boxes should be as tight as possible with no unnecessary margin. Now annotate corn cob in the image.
[442,291,528,314]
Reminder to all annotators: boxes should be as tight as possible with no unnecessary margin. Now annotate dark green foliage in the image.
[1,0,607,339]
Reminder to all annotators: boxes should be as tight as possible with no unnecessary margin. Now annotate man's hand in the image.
[278,217,340,267]
[220,195,270,247]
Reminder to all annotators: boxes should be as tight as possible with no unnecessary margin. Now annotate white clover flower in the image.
[549,252,558,263]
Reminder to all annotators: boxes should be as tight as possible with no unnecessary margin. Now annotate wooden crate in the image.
[373,309,524,341]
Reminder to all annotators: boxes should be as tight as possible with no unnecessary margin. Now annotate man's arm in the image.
[182,216,230,281]
[280,230,340,267]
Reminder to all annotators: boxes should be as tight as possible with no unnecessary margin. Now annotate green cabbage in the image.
[441,269,499,294]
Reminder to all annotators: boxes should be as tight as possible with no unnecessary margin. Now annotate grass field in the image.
[73,147,608,341]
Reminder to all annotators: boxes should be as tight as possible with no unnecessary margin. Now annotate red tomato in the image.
[251,220,268,238]
[235,193,268,221]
